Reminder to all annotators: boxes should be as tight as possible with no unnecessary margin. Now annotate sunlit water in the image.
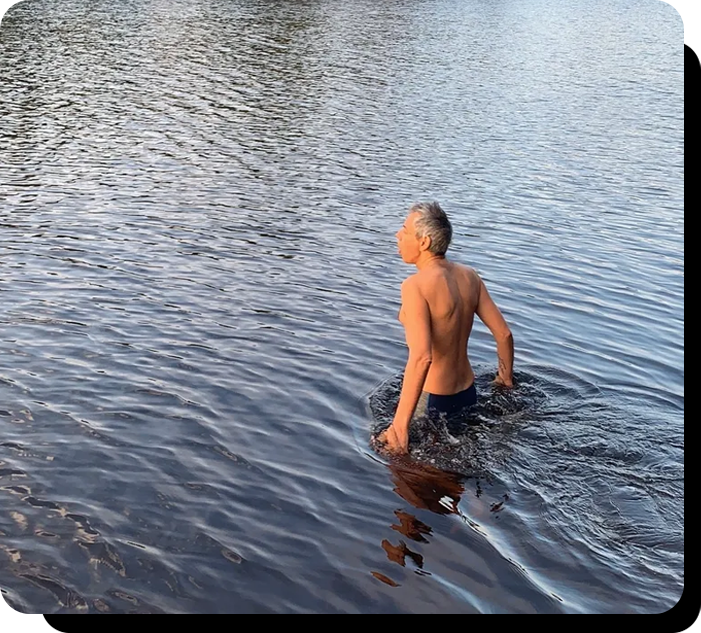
[0,0,683,614]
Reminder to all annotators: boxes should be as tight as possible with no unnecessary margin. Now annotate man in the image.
[378,202,514,454]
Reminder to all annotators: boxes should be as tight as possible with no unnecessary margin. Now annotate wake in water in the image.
[366,364,684,612]
[367,367,548,476]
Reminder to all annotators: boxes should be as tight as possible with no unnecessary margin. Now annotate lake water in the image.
[0,0,684,614]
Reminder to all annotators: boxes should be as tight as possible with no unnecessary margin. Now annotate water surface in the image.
[0,0,684,614]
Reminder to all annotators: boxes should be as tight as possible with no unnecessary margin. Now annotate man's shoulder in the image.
[450,262,482,285]
[452,260,477,275]
[401,274,421,291]
[402,274,434,303]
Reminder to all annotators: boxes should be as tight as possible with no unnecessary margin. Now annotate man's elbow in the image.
[408,351,433,368]
[495,329,513,344]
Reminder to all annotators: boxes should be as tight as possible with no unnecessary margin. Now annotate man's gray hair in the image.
[410,201,452,256]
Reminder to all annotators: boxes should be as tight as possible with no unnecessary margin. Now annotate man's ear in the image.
[419,234,432,252]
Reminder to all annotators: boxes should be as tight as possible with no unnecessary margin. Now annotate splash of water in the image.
[368,367,548,476]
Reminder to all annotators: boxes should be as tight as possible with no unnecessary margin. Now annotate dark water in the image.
[0,0,683,614]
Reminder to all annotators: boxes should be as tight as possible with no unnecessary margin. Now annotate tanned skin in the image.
[378,211,514,454]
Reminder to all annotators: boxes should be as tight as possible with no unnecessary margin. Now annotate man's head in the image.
[396,201,452,263]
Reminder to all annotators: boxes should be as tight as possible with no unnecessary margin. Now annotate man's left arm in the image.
[389,280,433,451]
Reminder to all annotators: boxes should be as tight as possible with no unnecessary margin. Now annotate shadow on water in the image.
[362,368,543,592]
[362,365,683,612]
[372,459,465,586]
[371,457,521,595]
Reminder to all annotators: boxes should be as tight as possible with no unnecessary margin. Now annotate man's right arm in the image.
[475,276,514,387]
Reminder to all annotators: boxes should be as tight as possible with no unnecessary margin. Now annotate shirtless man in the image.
[378,202,514,454]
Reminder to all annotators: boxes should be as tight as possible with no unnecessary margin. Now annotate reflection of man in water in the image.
[378,202,514,454]
[389,459,465,515]
[380,461,465,574]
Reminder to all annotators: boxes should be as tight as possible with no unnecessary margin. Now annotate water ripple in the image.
[1,0,683,615]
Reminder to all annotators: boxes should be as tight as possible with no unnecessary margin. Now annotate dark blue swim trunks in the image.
[413,383,477,420]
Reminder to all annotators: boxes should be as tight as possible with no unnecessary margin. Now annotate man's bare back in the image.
[379,203,514,454]
[401,260,479,396]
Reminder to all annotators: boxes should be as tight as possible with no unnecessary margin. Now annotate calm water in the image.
[0,0,684,614]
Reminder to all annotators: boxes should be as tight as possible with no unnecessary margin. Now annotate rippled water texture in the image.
[0,0,684,614]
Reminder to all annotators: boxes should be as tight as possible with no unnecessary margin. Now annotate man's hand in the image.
[493,374,514,388]
[377,425,409,454]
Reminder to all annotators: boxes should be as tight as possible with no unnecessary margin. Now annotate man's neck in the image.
[416,253,446,270]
